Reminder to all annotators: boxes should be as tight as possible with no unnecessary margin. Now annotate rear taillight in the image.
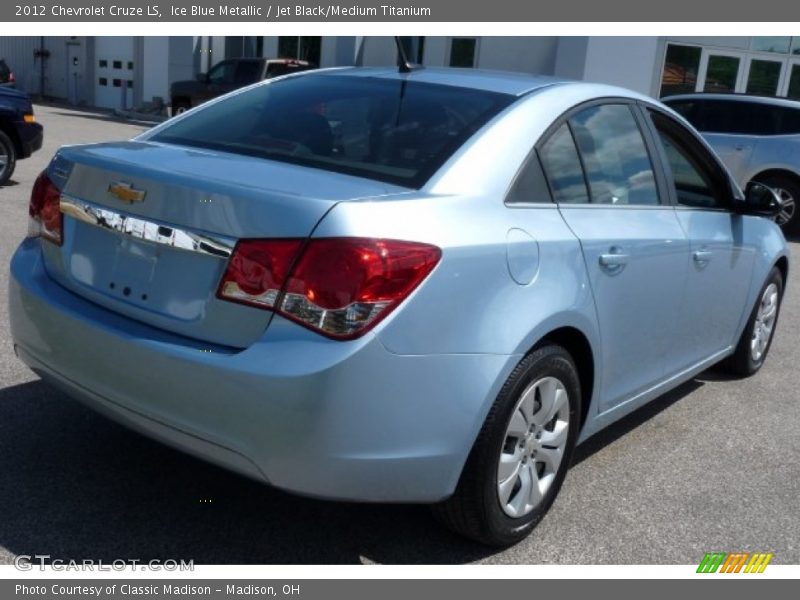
[8,72,15,83]
[28,170,63,246]
[218,238,441,339]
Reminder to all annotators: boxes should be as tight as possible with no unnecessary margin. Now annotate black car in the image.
[0,59,15,87]
[0,86,43,186]
[169,58,314,114]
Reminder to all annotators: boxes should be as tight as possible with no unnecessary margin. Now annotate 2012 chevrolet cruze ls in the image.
[8,67,789,545]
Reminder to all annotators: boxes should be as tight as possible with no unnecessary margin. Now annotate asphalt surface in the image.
[0,104,798,565]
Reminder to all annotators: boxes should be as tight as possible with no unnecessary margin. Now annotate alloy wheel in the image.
[751,282,779,362]
[772,187,796,227]
[497,376,570,518]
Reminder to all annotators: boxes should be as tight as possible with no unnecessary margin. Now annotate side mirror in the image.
[736,182,783,217]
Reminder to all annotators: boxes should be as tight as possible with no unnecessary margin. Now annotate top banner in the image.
[2,0,799,22]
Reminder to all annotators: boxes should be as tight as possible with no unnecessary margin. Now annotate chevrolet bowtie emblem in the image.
[108,181,146,203]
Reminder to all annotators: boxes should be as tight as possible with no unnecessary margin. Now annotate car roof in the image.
[317,67,571,97]
[663,92,800,109]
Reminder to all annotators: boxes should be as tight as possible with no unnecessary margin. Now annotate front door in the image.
[646,109,756,372]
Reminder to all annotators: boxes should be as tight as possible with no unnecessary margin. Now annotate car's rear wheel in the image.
[722,267,783,377]
[433,344,581,546]
[753,174,799,235]
[0,129,17,186]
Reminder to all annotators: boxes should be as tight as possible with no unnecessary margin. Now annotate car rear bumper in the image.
[9,239,516,502]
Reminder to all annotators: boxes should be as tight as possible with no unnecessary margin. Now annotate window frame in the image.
[505,98,671,209]
[640,105,738,212]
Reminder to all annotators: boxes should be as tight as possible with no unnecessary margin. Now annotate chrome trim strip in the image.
[59,195,234,259]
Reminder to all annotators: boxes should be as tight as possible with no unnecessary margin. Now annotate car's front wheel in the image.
[722,267,784,377]
[0,129,17,186]
[433,344,581,546]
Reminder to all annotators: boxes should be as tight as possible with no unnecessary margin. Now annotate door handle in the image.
[693,250,712,263]
[599,252,630,268]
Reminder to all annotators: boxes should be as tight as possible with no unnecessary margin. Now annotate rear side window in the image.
[0,59,10,81]
[538,124,589,204]
[151,74,514,188]
[775,106,800,135]
[569,104,659,205]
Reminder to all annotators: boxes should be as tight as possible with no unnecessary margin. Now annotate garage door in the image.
[94,37,134,110]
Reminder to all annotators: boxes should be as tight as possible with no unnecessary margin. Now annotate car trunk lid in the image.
[43,140,403,348]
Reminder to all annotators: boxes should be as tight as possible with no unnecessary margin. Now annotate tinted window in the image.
[775,106,800,135]
[0,59,10,82]
[538,124,589,204]
[678,100,777,135]
[665,100,697,121]
[506,154,552,204]
[235,61,262,84]
[151,75,513,188]
[569,104,659,205]
[208,61,235,84]
[650,111,728,209]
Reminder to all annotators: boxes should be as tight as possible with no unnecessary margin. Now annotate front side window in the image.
[649,111,730,210]
[150,74,513,188]
[569,104,659,206]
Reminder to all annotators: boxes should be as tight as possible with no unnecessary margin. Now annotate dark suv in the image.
[0,59,16,88]
[0,86,43,185]
[169,58,314,114]
[663,93,800,233]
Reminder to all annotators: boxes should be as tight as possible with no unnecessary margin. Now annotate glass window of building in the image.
[660,44,701,97]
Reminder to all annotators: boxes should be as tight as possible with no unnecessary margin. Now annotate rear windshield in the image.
[150,74,514,188]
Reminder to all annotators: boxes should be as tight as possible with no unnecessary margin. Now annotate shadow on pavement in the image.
[0,375,708,564]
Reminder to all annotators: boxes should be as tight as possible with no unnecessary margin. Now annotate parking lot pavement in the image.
[0,105,798,565]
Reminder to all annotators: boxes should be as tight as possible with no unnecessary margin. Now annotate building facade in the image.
[2,36,799,111]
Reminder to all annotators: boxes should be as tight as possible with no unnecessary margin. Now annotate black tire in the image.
[752,174,800,236]
[0,129,17,186]
[722,267,784,377]
[171,98,191,116]
[433,344,581,546]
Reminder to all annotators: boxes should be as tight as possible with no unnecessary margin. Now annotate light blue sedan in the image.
[9,67,788,545]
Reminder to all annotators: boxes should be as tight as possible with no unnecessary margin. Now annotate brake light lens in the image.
[28,171,63,245]
[217,238,441,339]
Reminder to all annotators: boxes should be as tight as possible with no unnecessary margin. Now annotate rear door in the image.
[540,102,690,411]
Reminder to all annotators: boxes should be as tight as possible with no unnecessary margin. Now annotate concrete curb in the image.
[112,108,168,125]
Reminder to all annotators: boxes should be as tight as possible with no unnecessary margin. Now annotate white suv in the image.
[663,93,800,234]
